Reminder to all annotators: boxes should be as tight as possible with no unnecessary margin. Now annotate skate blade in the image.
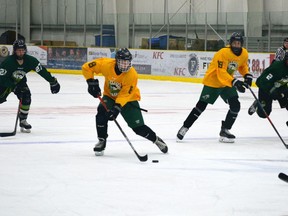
[248,109,256,115]
[219,136,235,143]
[94,151,104,156]
[20,128,31,133]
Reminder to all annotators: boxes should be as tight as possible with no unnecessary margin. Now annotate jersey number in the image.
[35,63,43,73]
[265,73,273,80]
[88,62,96,68]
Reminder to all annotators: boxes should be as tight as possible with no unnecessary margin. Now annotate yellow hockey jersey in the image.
[202,46,249,88]
[82,58,141,107]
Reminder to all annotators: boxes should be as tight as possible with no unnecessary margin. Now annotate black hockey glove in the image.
[271,90,284,100]
[244,74,253,87]
[270,78,288,100]
[13,84,29,100]
[278,96,288,108]
[106,104,122,120]
[50,78,60,94]
[87,79,101,98]
[232,79,246,93]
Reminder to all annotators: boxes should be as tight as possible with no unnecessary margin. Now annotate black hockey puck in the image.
[286,121,288,127]
[152,160,159,163]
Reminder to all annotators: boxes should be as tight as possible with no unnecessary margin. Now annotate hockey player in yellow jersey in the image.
[177,32,253,143]
[82,48,168,156]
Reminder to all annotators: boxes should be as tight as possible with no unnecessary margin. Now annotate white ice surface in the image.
[0,73,288,216]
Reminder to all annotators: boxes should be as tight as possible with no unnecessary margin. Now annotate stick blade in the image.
[138,154,148,162]
[0,132,16,137]
[278,172,288,183]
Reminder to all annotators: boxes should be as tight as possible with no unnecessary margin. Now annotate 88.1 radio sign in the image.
[248,53,271,78]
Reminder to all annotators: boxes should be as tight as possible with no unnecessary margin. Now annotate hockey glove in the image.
[87,79,101,98]
[271,90,284,100]
[270,78,288,100]
[50,78,60,94]
[244,74,253,87]
[106,104,122,120]
[278,96,288,108]
[232,79,246,93]
[13,85,29,100]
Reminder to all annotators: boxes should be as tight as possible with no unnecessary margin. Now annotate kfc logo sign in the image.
[153,52,164,59]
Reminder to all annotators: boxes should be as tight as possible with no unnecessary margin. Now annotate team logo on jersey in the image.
[188,53,199,76]
[227,61,238,75]
[201,94,210,100]
[12,70,26,81]
[0,68,7,76]
[109,80,121,97]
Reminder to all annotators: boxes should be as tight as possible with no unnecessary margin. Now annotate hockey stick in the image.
[129,103,148,112]
[0,100,21,137]
[97,96,148,162]
[246,85,288,149]
[278,172,288,183]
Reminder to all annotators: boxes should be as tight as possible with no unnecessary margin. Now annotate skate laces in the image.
[95,138,106,148]
[154,137,166,150]
[178,126,188,136]
[20,119,31,129]
[20,120,28,125]
[222,129,233,135]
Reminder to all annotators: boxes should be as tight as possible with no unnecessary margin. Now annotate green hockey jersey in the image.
[0,54,55,89]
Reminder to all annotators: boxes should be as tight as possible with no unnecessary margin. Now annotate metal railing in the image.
[0,0,288,52]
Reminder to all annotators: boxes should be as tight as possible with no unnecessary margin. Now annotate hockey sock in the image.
[133,125,157,142]
[96,112,108,139]
[183,100,207,128]
[19,105,29,121]
[223,109,238,129]
[223,97,240,129]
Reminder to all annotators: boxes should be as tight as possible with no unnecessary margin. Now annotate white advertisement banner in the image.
[87,48,114,62]
[130,49,272,79]
[248,52,272,78]
[27,46,47,65]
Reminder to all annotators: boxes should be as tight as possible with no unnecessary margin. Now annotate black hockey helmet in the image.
[13,39,27,60]
[229,32,243,56]
[115,48,132,72]
[115,48,132,61]
[13,39,27,53]
[229,32,244,46]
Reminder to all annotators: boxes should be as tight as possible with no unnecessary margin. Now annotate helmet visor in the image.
[117,59,131,72]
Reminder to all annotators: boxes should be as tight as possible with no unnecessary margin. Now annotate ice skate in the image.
[154,136,168,153]
[219,128,235,143]
[19,119,32,133]
[177,126,189,141]
[93,138,106,156]
[248,100,257,115]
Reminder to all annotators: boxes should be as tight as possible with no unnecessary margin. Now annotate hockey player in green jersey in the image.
[0,40,60,133]
[248,52,288,118]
